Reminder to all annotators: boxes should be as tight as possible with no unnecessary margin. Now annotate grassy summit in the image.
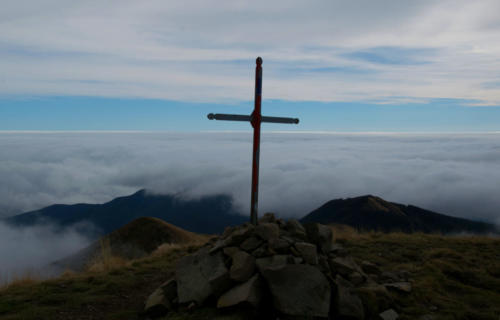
[0,224,499,320]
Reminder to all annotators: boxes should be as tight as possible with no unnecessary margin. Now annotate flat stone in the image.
[223,246,240,258]
[209,238,229,254]
[361,261,381,275]
[329,257,359,277]
[379,309,399,320]
[292,257,303,264]
[160,278,178,303]
[330,243,348,257]
[217,274,263,309]
[226,225,255,246]
[254,222,280,241]
[280,235,296,245]
[262,264,331,318]
[349,272,365,286]
[304,223,333,254]
[176,248,228,304]
[251,245,271,258]
[336,284,365,320]
[294,242,318,265]
[230,250,256,282]
[380,271,401,283]
[384,282,412,293]
[352,285,392,318]
[268,238,290,253]
[144,287,170,317]
[240,236,264,252]
[255,255,290,273]
[144,279,177,318]
[285,219,307,240]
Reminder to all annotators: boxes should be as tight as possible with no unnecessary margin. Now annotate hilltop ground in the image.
[1,225,499,320]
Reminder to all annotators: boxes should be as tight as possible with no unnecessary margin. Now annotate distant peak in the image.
[131,189,148,197]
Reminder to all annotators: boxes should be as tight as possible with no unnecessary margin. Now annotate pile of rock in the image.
[144,214,407,319]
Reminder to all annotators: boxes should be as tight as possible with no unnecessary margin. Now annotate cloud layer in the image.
[1,132,499,226]
[0,222,91,283]
[1,1,500,105]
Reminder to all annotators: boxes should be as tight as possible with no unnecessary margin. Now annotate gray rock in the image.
[336,284,365,320]
[380,271,401,283]
[292,257,303,264]
[379,308,399,320]
[361,261,381,275]
[349,272,365,286]
[240,236,264,252]
[230,251,256,282]
[251,245,271,258]
[280,235,296,245]
[223,246,240,258]
[352,285,392,317]
[304,223,333,254]
[226,225,255,246]
[176,248,228,304]
[294,242,318,265]
[217,274,263,309]
[318,255,331,274]
[285,219,307,240]
[161,278,178,303]
[384,282,412,293]
[268,238,290,253]
[255,255,290,273]
[144,279,177,317]
[330,243,348,257]
[336,274,354,288]
[254,223,280,241]
[144,287,170,317]
[259,212,277,224]
[209,238,229,254]
[262,264,331,318]
[329,257,359,277]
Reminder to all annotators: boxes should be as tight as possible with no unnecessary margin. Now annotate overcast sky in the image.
[1,0,500,131]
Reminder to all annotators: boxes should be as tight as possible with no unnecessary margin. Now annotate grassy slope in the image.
[333,225,500,320]
[1,228,499,320]
[0,244,201,320]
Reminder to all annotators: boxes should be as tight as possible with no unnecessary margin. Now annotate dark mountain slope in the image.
[4,190,247,237]
[50,216,205,272]
[301,195,497,234]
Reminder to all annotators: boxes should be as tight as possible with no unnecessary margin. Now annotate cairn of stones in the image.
[144,214,410,319]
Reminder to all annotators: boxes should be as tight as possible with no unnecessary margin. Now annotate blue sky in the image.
[1,1,499,131]
[1,97,499,132]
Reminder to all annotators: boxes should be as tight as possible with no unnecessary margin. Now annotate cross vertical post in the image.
[207,57,299,225]
[250,57,263,225]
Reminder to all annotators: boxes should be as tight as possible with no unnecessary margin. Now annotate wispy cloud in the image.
[0,1,499,105]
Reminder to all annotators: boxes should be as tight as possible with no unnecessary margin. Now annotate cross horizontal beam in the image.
[207,113,299,124]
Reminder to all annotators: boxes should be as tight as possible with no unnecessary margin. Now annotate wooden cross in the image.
[207,57,299,225]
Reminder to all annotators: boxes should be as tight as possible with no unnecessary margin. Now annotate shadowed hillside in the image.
[301,195,497,234]
[50,217,206,273]
[4,190,247,238]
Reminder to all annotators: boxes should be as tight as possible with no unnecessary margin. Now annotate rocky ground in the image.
[145,214,408,319]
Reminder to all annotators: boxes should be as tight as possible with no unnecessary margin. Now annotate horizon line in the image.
[0,130,499,135]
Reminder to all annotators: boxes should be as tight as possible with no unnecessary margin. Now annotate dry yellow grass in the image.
[0,271,40,291]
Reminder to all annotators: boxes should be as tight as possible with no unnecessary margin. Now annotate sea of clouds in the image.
[1,131,500,280]
[1,131,499,223]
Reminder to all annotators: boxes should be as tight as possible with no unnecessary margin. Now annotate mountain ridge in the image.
[301,194,497,234]
[4,190,497,237]
[3,189,247,238]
